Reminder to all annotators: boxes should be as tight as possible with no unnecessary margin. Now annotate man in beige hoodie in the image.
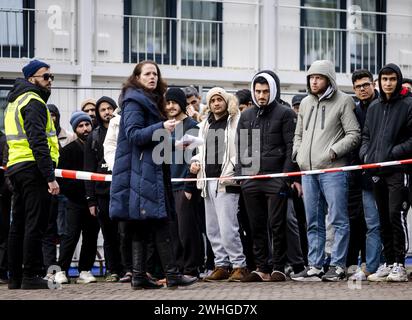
[291,60,360,282]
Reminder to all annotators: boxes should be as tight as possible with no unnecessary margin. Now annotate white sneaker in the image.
[54,271,69,284]
[76,271,97,284]
[346,265,359,277]
[386,263,408,282]
[367,263,393,282]
[348,269,367,281]
[199,269,213,280]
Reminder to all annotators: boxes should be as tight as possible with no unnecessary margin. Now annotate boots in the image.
[155,228,198,289]
[131,274,163,290]
[131,240,163,290]
[166,274,198,289]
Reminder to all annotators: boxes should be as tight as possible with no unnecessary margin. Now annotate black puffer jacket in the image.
[236,70,296,176]
[360,63,412,174]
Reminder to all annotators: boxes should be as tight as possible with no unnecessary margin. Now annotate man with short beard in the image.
[54,112,100,284]
[190,87,248,282]
[84,96,123,282]
[165,87,203,278]
[292,60,361,282]
[5,59,59,289]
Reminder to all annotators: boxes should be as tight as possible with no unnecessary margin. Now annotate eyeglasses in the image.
[31,73,54,81]
[354,82,371,91]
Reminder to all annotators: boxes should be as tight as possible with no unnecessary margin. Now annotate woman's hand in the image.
[163,119,181,133]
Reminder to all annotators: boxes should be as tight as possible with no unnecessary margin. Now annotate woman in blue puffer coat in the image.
[110,60,197,289]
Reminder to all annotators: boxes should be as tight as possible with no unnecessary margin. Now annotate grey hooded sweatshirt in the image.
[293,60,361,171]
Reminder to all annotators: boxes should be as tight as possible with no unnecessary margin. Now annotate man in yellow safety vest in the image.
[4,59,59,290]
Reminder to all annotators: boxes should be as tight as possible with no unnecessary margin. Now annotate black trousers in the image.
[118,221,133,274]
[42,195,59,270]
[373,172,409,265]
[58,200,100,272]
[346,172,366,266]
[0,180,11,279]
[241,179,288,273]
[291,187,308,266]
[131,219,179,277]
[171,189,203,276]
[238,192,255,270]
[8,167,51,279]
[97,196,122,275]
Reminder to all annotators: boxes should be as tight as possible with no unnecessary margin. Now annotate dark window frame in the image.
[181,2,223,67]
[123,0,177,64]
[123,0,222,67]
[1,0,35,58]
[299,0,386,73]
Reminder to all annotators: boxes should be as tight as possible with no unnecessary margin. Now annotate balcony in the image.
[0,6,76,64]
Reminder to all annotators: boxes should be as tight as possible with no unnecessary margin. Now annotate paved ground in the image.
[1,278,412,300]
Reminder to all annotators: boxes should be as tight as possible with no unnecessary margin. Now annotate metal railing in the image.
[97,13,257,69]
[2,3,412,77]
[277,4,412,76]
[0,6,76,63]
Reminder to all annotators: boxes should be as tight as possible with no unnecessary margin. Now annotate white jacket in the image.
[192,94,240,198]
[103,108,121,171]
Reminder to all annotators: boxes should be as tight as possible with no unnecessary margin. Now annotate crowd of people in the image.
[0,58,412,290]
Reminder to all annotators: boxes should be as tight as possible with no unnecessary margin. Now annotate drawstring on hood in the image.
[306,60,337,101]
[250,70,280,108]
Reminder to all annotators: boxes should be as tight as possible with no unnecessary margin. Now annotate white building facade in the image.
[1,0,412,260]
[1,0,412,126]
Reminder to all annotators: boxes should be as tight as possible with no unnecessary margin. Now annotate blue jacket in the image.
[109,88,167,220]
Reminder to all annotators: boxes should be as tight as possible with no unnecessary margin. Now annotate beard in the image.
[77,132,90,142]
[34,78,51,92]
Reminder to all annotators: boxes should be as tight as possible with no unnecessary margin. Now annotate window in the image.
[123,0,222,66]
[124,0,176,64]
[349,0,386,74]
[0,0,34,58]
[0,79,14,132]
[181,0,222,67]
[300,0,386,73]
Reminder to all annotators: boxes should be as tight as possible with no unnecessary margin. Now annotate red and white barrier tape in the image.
[54,169,112,182]
[48,158,412,182]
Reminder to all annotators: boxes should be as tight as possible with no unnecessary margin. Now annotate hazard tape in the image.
[45,158,412,182]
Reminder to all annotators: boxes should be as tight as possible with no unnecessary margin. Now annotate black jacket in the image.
[58,139,88,205]
[170,116,199,192]
[5,78,55,182]
[360,63,412,174]
[350,91,379,189]
[236,70,296,176]
[84,100,117,206]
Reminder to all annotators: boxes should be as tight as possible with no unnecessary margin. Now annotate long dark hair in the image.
[121,60,168,118]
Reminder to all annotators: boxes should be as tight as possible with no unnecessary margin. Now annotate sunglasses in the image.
[31,73,54,81]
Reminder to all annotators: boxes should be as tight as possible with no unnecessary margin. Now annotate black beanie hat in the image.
[165,88,187,113]
[96,96,118,112]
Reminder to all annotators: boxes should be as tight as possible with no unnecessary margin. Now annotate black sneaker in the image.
[291,266,324,282]
[321,265,346,282]
[8,278,22,290]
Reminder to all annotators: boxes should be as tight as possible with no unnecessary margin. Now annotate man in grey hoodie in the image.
[292,60,361,282]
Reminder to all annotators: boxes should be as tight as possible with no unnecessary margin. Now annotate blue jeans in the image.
[362,190,381,273]
[302,172,349,269]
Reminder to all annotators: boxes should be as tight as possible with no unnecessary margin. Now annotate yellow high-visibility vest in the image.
[4,91,59,167]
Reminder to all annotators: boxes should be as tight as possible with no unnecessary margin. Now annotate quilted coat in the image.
[109,88,168,220]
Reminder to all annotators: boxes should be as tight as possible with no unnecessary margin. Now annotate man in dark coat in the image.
[84,96,122,281]
[54,111,100,285]
[236,70,297,282]
[360,63,412,282]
